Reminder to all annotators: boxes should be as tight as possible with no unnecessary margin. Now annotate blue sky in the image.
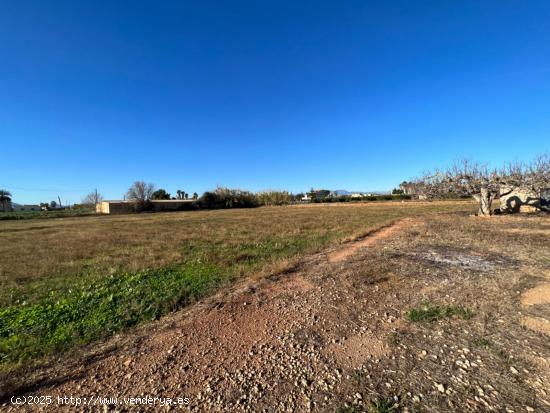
[1,1,549,204]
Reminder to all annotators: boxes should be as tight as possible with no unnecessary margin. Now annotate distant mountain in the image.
[332,189,352,195]
[332,189,388,195]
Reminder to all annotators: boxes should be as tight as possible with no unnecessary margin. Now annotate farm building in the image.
[499,186,550,213]
[97,199,196,214]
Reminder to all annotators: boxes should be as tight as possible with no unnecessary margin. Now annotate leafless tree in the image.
[126,181,155,202]
[81,189,103,207]
[505,153,550,194]
[417,154,549,216]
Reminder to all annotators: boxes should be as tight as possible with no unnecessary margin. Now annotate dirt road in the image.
[2,214,549,412]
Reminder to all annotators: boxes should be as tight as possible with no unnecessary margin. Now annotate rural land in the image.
[1,182,549,412]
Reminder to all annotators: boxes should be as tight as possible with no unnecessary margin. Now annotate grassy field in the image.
[0,209,96,221]
[0,201,473,370]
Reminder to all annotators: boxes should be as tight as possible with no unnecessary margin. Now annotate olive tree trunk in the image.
[473,186,494,216]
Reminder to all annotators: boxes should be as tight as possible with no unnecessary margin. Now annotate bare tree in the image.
[418,155,550,216]
[81,189,103,207]
[503,153,550,194]
[126,181,155,203]
[423,160,499,215]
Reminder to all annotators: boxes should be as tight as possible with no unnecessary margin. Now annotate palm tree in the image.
[0,189,12,212]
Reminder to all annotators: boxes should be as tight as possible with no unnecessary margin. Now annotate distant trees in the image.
[151,189,171,200]
[127,181,155,202]
[307,189,331,201]
[392,188,404,195]
[175,190,189,200]
[126,181,155,211]
[0,189,12,212]
[81,189,104,207]
[199,187,258,209]
[256,191,293,206]
[192,192,198,200]
[416,154,550,216]
[50,200,57,209]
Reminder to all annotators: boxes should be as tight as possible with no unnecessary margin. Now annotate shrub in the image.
[256,191,292,206]
[199,187,259,209]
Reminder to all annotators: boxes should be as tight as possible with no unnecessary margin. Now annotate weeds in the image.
[387,331,400,346]
[406,304,474,322]
[0,264,223,366]
[369,398,399,412]
[473,337,492,348]
[473,337,508,359]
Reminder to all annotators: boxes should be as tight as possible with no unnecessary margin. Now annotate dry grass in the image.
[0,201,471,292]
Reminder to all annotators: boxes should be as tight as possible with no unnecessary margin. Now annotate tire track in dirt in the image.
[328,218,418,263]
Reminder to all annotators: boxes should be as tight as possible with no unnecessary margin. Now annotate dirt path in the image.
[328,218,417,263]
[2,214,550,412]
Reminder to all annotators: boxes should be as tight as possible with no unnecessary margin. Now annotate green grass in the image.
[0,264,223,366]
[406,304,474,322]
[0,209,96,220]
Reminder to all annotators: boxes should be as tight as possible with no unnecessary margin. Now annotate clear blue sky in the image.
[1,1,549,204]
